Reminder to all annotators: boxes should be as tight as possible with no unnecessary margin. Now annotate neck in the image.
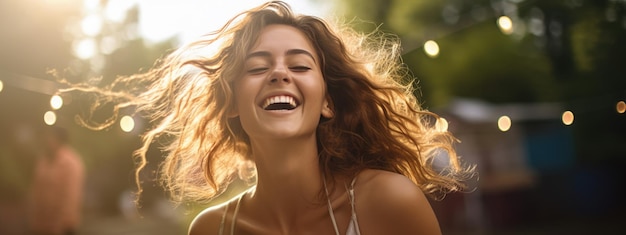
[247,134,326,225]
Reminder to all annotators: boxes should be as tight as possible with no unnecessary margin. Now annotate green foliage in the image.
[337,0,625,108]
[406,21,558,107]
[337,0,626,164]
[339,0,561,107]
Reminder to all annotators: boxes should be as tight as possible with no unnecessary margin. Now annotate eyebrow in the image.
[245,49,317,63]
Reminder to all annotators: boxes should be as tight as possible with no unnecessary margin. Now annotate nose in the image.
[268,65,291,84]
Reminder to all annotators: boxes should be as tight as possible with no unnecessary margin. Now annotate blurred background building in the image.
[1,0,624,234]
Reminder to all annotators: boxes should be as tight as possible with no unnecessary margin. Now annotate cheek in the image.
[233,81,254,106]
[302,76,327,104]
[232,81,257,125]
[232,91,253,134]
[233,94,252,120]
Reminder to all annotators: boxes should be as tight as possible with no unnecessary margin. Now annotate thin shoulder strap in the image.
[218,193,244,235]
[230,194,244,235]
[324,177,341,235]
[347,176,362,235]
[348,176,357,213]
[348,176,357,206]
[218,203,230,235]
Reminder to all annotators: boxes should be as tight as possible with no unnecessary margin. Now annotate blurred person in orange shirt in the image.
[29,126,84,235]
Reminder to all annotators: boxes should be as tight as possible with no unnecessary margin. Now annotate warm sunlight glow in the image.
[498,116,511,132]
[135,0,324,45]
[83,0,100,11]
[81,14,103,37]
[44,111,57,126]
[0,80,3,93]
[435,117,449,132]
[617,101,626,114]
[120,115,135,132]
[562,111,574,125]
[424,40,440,58]
[73,38,97,59]
[498,16,514,35]
[50,95,63,110]
[104,0,136,22]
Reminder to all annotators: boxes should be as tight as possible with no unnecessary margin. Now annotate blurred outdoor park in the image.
[1,0,625,234]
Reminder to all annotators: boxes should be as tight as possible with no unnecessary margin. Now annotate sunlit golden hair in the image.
[63,1,474,203]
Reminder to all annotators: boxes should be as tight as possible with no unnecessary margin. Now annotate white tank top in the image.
[325,177,361,235]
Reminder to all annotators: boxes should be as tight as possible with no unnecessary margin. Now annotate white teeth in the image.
[263,95,297,109]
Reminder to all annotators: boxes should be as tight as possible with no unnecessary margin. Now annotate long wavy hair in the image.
[63,1,474,203]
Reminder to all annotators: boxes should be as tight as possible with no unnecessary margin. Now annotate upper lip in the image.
[259,91,301,109]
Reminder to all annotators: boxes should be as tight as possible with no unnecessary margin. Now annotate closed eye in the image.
[289,66,311,72]
[247,67,268,74]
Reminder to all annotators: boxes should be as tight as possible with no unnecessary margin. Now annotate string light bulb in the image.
[498,116,511,132]
[44,111,57,126]
[50,95,63,110]
[562,111,574,125]
[120,115,135,132]
[617,101,625,114]
[424,40,440,58]
[497,16,514,35]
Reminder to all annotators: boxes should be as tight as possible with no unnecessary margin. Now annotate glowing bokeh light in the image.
[104,0,136,23]
[73,38,97,60]
[498,116,511,132]
[0,80,3,93]
[44,111,57,126]
[498,16,514,35]
[50,95,63,110]
[83,0,100,11]
[424,40,440,58]
[562,111,574,125]
[435,117,449,132]
[81,14,103,37]
[617,101,626,114]
[120,115,135,133]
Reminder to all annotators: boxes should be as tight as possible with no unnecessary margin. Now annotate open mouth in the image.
[262,95,298,111]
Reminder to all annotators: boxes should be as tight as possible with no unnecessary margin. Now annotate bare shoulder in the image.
[354,169,430,204]
[188,202,229,235]
[354,169,442,235]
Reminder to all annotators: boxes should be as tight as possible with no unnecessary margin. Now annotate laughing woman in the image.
[68,1,474,234]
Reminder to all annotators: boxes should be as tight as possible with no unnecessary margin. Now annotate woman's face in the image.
[232,24,333,141]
